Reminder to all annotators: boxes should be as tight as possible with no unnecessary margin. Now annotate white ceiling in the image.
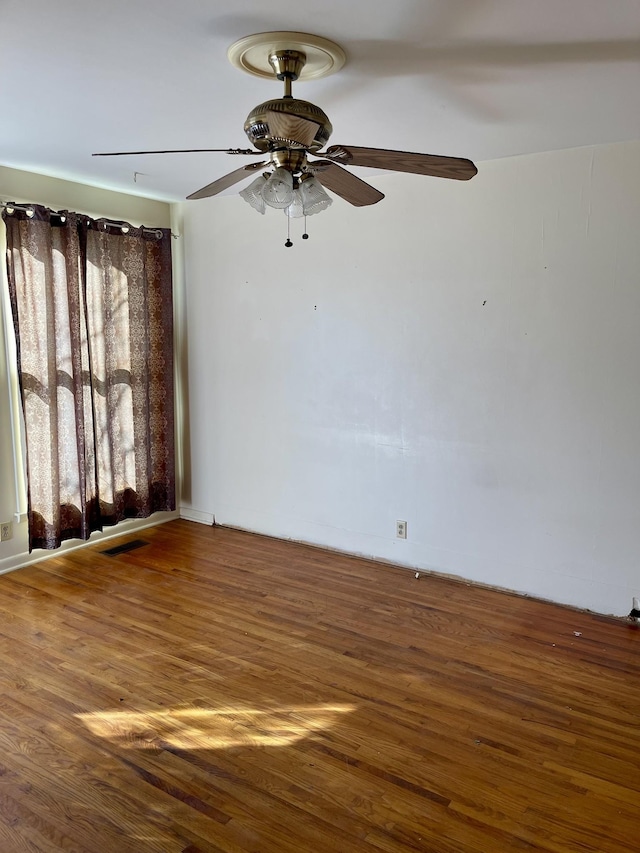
[1,0,639,202]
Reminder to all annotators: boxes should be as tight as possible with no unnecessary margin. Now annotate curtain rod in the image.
[0,201,179,239]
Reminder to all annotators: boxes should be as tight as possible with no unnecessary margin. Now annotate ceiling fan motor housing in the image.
[244,97,333,152]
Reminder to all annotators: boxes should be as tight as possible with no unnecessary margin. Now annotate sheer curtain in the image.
[3,204,175,551]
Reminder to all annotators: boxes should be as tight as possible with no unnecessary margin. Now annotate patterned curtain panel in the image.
[3,205,175,551]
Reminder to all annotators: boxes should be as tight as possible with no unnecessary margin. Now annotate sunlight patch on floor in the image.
[76,703,355,749]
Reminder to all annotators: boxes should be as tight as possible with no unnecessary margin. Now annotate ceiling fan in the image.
[93,32,477,245]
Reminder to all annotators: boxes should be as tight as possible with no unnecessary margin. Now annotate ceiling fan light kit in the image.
[94,32,477,247]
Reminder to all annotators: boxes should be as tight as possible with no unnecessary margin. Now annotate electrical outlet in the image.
[396,520,407,539]
[0,521,12,542]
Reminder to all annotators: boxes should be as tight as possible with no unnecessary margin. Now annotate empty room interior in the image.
[0,1,639,851]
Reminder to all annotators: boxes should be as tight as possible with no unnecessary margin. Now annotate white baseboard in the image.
[0,511,179,576]
[179,506,215,526]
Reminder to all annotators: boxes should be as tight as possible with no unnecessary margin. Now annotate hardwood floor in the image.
[0,519,638,852]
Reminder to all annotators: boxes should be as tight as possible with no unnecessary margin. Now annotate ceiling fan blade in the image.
[311,161,384,207]
[264,111,320,148]
[187,162,267,200]
[322,145,477,181]
[92,148,262,156]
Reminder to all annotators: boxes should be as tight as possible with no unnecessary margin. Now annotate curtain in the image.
[3,204,175,551]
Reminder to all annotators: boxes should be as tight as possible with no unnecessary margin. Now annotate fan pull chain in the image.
[302,215,309,240]
[285,214,292,248]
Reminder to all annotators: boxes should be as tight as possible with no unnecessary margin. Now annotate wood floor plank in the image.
[0,519,638,852]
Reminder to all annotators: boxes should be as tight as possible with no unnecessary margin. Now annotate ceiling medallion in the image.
[227,31,346,81]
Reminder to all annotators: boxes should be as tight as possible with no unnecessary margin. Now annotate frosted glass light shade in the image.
[262,167,294,209]
[299,176,332,215]
[284,189,305,218]
[239,175,267,214]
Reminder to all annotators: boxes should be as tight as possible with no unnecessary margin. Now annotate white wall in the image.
[0,166,175,573]
[179,140,640,616]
